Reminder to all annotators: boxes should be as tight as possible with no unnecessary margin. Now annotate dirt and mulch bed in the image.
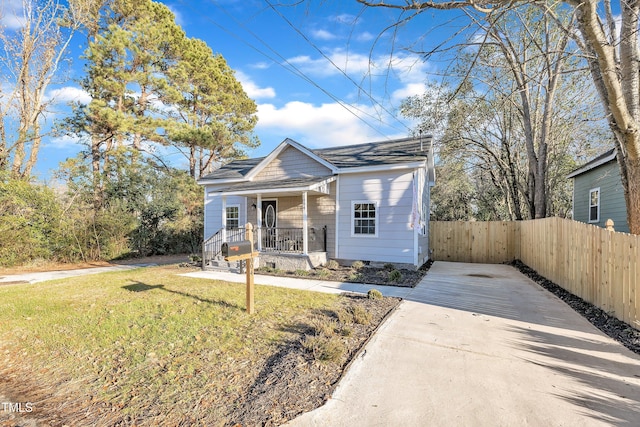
[258,259,433,288]
[511,260,640,355]
[231,294,400,426]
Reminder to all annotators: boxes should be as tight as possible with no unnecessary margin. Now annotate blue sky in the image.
[4,0,469,179]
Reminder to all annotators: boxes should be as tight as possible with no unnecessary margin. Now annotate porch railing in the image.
[261,226,326,253]
[203,225,327,267]
[202,227,246,266]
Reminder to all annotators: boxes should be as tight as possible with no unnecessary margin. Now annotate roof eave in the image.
[337,160,428,174]
[567,150,617,178]
[197,177,248,186]
[208,176,337,197]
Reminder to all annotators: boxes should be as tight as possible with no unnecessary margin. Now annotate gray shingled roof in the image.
[313,137,430,168]
[200,136,430,181]
[200,157,263,180]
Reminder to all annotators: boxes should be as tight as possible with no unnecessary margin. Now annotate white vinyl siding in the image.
[337,170,415,264]
[203,191,246,238]
[589,188,600,223]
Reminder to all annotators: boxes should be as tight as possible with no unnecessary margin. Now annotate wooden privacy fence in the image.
[430,218,640,328]
[429,220,520,263]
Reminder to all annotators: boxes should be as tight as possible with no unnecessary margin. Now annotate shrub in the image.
[351,260,364,269]
[315,269,330,278]
[367,289,383,300]
[294,269,309,277]
[339,326,353,337]
[0,179,63,266]
[310,317,337,336]
[325,259,339,269]
[348,272,363,282]
[302,335,345,363]
[384,263,395,271]
[335,308,352,324]
[351,305,372,325]
[389,270,403,282]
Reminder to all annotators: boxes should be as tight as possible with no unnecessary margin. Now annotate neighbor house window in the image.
[589,188,600,223]
[226,206,239,229]
[352,201,377,236]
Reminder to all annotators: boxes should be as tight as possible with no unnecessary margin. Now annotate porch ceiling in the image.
[208,175,336,197]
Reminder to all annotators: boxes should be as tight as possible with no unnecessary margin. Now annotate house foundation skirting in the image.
[257,252,327,271]
[335,259,419,271]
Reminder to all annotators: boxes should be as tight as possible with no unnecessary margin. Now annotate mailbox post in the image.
[222,223,258,314]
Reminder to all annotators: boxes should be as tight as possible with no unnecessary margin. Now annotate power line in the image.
[264,0,410,133]
[175,0,409,138]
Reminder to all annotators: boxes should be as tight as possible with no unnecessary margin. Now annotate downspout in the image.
[334,176,340,260]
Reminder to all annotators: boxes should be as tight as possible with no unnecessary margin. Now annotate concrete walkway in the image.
[187,262,640,426]
[0,264,156,284]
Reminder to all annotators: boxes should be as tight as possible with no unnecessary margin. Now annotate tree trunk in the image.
[624,156,640,234]
[21,121,42,178]
[534,147,547,218]
[92,135,103,210]
[189,145,196,179]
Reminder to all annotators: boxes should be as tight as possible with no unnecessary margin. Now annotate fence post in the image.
[606,219,615,231]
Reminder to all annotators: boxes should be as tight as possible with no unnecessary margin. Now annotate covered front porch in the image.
[202,176,336,271]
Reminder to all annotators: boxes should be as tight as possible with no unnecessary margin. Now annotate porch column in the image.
[256,194,262,251]
[302,191,308,254]
[221,195,227,242]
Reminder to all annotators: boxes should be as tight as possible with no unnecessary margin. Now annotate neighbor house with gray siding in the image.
[198,137,435,271]
[568,149,629,233]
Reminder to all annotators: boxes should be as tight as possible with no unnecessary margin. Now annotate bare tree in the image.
[357,0,640,234]
[0,0,88,179]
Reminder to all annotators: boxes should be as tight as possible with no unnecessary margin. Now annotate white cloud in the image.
[312,29,337,41]
[49,134,85,150]
[284,49,429,106]
[251,61,272,70]
[256,101,406,148]
[286,48,427,83]
[356,31,375,42]
[236,71,276,100]
[287,51,371,78]
[165,4,185,27]
[48,87,91,105]
[332,14,357,24]
[0,0,24,30]
[391,82,427,103]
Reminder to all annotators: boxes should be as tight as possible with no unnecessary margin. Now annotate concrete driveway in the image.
[288,261,640,426]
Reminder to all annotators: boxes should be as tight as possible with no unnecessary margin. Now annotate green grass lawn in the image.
[0,265,341,425]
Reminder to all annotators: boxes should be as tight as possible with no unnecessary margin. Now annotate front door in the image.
[262,200,277,250]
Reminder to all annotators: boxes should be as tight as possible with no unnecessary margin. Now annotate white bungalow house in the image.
[198,136,435,271]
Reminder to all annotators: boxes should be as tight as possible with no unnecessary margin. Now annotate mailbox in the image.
[221,240,253,258]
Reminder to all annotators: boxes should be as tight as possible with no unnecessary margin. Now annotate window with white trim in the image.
[589,188,600,223]
[352,201,377,236]
[226,206,239,229]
